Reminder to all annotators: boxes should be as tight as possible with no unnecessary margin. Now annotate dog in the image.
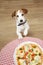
[12,9,30,39]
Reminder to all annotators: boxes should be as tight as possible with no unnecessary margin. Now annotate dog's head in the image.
[12,9,28,25]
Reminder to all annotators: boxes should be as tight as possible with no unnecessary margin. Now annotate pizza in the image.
[14,42,43,65]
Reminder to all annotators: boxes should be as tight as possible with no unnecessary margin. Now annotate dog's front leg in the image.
[17,31,23,39]
[23,28,29,36]
[23,23,29,36]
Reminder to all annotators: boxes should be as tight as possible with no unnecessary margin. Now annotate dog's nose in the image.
[20,20,23,22]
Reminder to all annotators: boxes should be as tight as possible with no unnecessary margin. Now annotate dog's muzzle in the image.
[18,20,26,26]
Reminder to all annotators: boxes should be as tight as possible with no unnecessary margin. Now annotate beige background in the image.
[0,0,43,50]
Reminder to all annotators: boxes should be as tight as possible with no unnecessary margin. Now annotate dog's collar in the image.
[18,20,26,26]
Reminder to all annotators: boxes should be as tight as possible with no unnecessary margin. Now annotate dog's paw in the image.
[18,36,23,39]
[23,31,28,36]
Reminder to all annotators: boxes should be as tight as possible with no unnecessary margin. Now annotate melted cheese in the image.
[19,59,26,65]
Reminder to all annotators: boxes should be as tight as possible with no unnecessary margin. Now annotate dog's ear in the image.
[12,11,16,17]
[22,8,28,14]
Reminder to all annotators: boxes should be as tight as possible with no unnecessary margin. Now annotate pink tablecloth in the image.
[0,37,43,65]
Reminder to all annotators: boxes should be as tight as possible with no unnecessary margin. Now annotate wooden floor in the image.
[0,0,43,50]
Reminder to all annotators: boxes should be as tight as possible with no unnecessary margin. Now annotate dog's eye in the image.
[17,15,19,17]
[22,14,24,16]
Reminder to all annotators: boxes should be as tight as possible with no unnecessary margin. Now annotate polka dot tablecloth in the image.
[0,37,43,65]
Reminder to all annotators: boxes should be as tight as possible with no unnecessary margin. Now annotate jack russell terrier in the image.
[12,9,30,39]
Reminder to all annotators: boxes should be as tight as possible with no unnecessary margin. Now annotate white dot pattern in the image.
[0,37,43,65]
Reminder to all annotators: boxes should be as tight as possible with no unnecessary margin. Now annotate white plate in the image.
[13,41,43,65]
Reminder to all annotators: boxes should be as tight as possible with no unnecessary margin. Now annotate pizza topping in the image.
[33,48,40,55]
[34,55,41,63]
[32,45,37,48]
[17,57,21,59]
[16,43,42,65]
[19,48,23,50]
[39,53,41,56]
[31,53,35,57]
[19,59,26,65]
[24,45,29,52]
[29,49,33,52]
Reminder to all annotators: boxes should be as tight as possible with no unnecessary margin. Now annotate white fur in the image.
[16,10,29,39]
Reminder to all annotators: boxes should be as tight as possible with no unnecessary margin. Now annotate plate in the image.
[13,41,43,65]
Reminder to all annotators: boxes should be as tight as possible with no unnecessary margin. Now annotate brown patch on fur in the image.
[22,8,28,14]
[12,8,28,17]
[12,11,16,17]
